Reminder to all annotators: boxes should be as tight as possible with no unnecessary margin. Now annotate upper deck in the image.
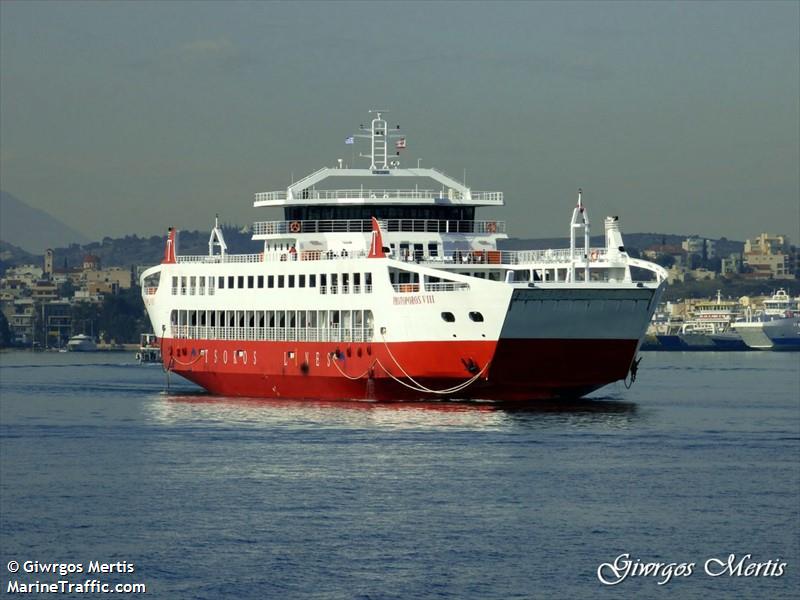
[254,168,503,208]
[253,112,503,209]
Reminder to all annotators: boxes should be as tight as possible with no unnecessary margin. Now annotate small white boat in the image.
[66,334,98,352]
[135,333,162,364]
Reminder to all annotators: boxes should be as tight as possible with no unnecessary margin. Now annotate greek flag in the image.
[345,136,354,145]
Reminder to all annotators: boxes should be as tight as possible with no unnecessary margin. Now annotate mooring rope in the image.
[170,350,205,367]
[328,336,489,396]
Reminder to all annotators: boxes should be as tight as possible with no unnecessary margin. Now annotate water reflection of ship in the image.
[145,393,637,430]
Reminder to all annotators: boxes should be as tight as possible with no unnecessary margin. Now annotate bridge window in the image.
[258,275,264,288]
[247,275,254,289]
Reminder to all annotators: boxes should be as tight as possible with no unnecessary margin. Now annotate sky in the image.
[1,1,798,243]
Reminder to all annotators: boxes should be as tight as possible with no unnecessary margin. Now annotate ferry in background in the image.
[732,290,800,350]
[654,292,746,350]
[139,111,667,402]
[66,334,97,352]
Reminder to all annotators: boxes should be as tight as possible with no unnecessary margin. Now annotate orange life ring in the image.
[486,221,497,233]
[289,221,301,233]
[590,250,599,261]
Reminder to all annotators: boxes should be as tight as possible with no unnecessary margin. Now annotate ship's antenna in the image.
[209,213,228,257]
[356,110,405,170]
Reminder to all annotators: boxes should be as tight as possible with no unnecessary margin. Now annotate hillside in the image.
[0,227,257,274]
[499,233,744,256]
[0,227,746,275]
[0,191,90,253]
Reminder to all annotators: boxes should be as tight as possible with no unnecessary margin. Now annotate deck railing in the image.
[252,219,505,236]
[173,248,610,266]
[171,324,374,343]
[254,189,503,204]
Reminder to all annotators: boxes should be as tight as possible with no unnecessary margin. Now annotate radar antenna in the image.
[355,110,405,170]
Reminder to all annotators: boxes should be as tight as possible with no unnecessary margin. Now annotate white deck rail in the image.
[252,219,506,236]
[254,189,503,204]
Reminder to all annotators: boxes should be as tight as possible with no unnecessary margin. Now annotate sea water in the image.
[1,350,798,599]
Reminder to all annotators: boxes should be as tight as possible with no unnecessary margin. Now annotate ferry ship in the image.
[732,290,800,350]
[140,112,667,402]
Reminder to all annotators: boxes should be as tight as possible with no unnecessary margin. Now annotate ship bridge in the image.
[252,111,504,244]
[254,111,502,210]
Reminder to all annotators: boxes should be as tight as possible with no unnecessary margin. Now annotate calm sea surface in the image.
[1,350,798,599]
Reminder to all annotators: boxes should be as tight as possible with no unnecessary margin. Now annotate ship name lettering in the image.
[223,350,228,365]
[392,295,435,306]
[315,352,320,367]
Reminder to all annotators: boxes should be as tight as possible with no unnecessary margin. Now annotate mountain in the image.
[500,233,744,255]
[0,191,90,254]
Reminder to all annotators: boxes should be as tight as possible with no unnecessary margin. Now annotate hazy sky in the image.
[1,1,798,242]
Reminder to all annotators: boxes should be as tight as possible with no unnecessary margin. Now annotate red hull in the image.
[161,336,638,402]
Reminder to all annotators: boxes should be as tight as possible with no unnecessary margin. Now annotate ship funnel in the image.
[162,227,178,264]
[605,216,625,256]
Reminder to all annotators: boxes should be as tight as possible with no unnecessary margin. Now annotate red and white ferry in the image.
[140,112,667,402]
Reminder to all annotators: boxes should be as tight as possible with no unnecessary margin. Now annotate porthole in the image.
[441,312,455,323]
[468,311,484,322]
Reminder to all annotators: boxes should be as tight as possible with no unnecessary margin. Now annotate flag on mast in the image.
[395,138,406,150]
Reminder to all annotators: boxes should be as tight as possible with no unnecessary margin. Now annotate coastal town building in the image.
[0,249,136,346]
[682,236,716,259]
[743,233,796,280]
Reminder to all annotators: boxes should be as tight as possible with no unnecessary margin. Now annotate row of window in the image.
[170,272,374,296]
[441,311,484,323]
[284,206,475,222]
[170,309,375,343]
